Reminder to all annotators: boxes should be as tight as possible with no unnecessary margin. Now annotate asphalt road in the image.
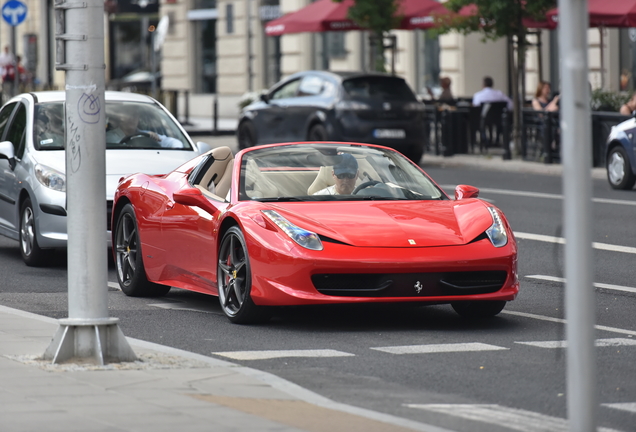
[1,151,635,432]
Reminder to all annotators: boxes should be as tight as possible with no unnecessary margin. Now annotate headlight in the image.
[485,207,508,248]
[262,210,323,251]
[35,163,66,192]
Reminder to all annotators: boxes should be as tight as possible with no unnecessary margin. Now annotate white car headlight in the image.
[35,163,66,192]
[485,207,508,248]
[262,210,323,251]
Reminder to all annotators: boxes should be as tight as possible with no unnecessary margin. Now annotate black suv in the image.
[237,71,428,162]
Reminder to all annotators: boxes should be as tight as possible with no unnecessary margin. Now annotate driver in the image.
[106,105,183,148]
[313,153,359,195]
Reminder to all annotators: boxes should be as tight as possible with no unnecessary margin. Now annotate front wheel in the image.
[217,226,267,324]
[114,204,170,297]
[607,146,636,190]
[308,124,328,141]
[20,198,52,267]
[451,301,506,319]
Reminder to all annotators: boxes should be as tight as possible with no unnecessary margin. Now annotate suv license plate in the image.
[374,129,406,139]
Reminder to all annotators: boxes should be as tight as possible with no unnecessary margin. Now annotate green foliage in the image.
[439,0,557,40]
[591,89,631,112]
[333,0,401,71]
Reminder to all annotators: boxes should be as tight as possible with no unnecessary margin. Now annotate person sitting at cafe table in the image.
[472,76,513,110]
[426,76,454,103]
[532,81,560,112]
[620,92,636,116]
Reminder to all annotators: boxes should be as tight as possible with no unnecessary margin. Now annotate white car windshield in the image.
[240,143,447,202]
[34,101,192,151]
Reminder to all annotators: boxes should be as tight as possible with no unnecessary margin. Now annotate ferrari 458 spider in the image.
[112,142,518,323]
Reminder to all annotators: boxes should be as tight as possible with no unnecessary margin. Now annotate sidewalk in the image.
[0,305,452,432]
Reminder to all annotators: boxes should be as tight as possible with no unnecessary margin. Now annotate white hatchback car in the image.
[0,91,211,266]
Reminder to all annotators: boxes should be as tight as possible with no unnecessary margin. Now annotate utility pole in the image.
[43,0,136,365]
[558,0,597,431]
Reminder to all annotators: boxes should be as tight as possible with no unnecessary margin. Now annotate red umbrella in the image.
[546,0,636,28]
[265,0,449,36]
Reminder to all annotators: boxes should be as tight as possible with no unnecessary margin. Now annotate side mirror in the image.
[173,187,219,214]
[0,141,15,170]
[455,184,480,200]
[260,93,269,104]
[196,141,212,155]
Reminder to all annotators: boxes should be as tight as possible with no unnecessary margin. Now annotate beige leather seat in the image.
[196,146,234,199]
[307,166,334,195]
[244,159,279,198]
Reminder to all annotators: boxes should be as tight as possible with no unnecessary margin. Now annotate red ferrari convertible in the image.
[112,142,518,323]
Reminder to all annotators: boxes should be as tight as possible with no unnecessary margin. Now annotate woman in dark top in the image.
[532,81,559,112]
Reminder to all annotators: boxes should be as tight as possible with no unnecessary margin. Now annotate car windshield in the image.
[240,144,446,202]
[33,101,192,151]
[342,76,417,101]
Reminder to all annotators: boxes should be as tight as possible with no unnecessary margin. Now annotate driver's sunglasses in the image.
[335,173,356,180]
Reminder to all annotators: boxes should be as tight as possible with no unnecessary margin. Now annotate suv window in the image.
[342,76,417,101]
[271,79,301,100]
[298,76,324,96]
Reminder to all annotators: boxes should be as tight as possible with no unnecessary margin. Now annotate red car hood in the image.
[269,199,493,248]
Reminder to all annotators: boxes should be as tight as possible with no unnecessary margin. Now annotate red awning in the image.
[547,0,636,28]
[265,0,450,36]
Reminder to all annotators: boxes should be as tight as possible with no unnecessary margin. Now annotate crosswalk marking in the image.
[370,343,508,355]
[603,402,636,414]
[212,349,355,360]
[405,404,621,432]
[515,338,636,349]
[526,274,636,294]
[501,310,636,337]
[514,232,636,255]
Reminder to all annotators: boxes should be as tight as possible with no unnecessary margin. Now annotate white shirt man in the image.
[472,76,513,110]
[314,153,359,195]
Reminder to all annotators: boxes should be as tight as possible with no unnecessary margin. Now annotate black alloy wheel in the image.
[607,146,636,190]
[217,226,266,324]
[114,204,170,297]
[238,121,256,149]
[308,124,328,141]
[451,300,506,319]
[20,197,52,267]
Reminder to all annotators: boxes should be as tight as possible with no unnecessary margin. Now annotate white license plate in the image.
[373,129,406,139]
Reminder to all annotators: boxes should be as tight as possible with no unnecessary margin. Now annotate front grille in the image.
[106,200,113,231]
[312,271,508,297]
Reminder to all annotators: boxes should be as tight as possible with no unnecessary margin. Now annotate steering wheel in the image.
[119,132,151,145]
[353,180,382,194]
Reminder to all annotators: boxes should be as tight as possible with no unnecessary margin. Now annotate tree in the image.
[333,0,401,72]
[437,0,556,157]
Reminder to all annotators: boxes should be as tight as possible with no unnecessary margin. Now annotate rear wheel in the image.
[238,121,256,149]
[451,301,506,318]
[607,146,636,190]
[20,198,52,267]
[308,124,328,141]
[217,226,267,324]
[114,204,170,297]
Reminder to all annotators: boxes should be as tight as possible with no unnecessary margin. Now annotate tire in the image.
[114,204,170,297]
[607,146,636,190]
[20,198,53,267]
[451,300,506,319]
[217,226,267,324]
[307,124,328,141]
[237,121,256,149]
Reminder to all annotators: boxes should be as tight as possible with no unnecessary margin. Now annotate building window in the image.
[328,32,347,58]
[416,30,440,95]
[620,28,636,92]
[195,19,217,93]
[261,0,281,88]
[109,16,158,81]
[226,3,234,34]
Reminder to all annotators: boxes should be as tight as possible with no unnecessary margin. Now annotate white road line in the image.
[526,274,636,294]
[515,338,636,349]
[149,302,222,315]
[108,281,121,290]
[405,404,621,432]
[501,310,636,337]
[602,402,636,414]
[212,349,355,360]
[441,185,636,207]
[514,232,636,255]
[370,343,508,355]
